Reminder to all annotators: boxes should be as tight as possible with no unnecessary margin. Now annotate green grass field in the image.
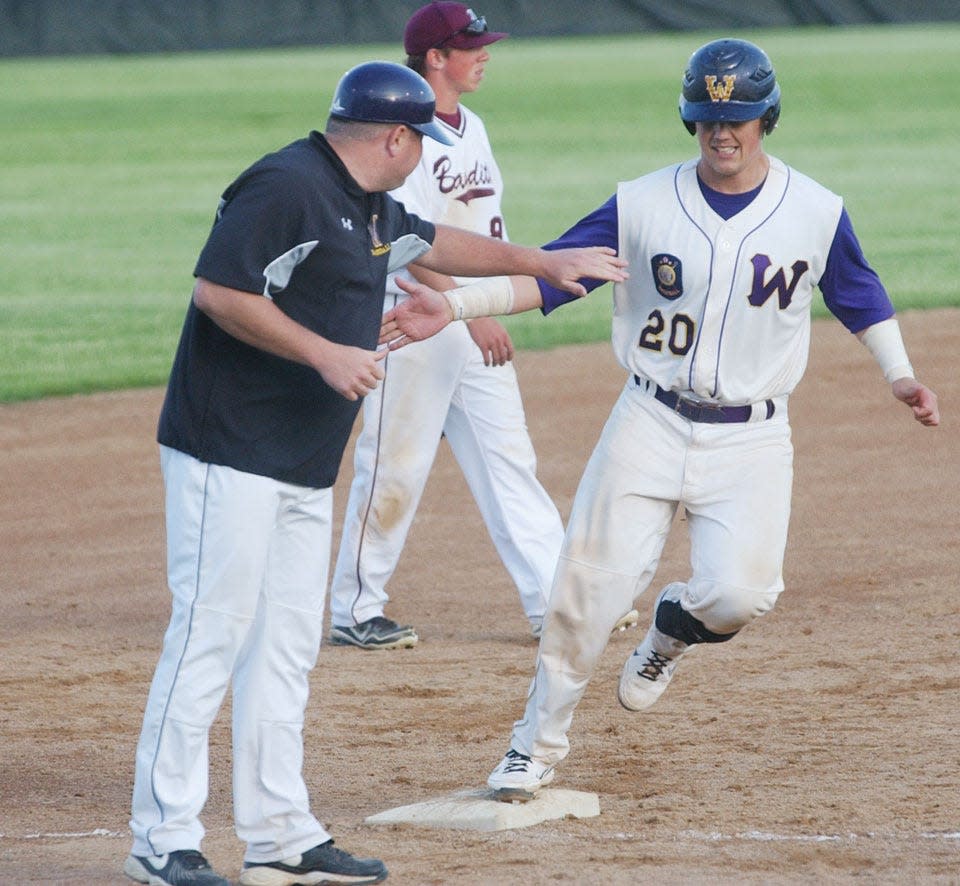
[1,24,957,402]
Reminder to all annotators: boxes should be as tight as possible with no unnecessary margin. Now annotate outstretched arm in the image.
[382,210,627,349]
[406,264,515,366]
[417,224,627,297]
[379,275,544,348]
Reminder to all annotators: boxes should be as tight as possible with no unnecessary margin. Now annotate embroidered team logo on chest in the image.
[651,253,683,300]
[368,213,390,257]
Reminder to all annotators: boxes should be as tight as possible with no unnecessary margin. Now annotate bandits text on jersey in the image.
[433,156,496,202]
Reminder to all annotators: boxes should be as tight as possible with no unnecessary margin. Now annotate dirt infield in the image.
[1,309,957,885]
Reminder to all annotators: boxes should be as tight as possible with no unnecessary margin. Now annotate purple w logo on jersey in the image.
[747,255,809,309]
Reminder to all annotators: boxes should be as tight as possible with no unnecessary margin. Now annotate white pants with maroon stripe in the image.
[510,377,793,764]
[130,446,331,864]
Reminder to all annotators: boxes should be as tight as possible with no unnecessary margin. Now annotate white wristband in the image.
[860,318,914,383]
[442,277,515,321]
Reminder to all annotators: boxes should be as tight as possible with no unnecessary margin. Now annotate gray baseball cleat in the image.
[123,850,231,886]
[329,615,418,649]
[239,840,387,885]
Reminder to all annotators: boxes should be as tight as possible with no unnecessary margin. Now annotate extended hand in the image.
[539,246,628,296]
[379,276,451,350]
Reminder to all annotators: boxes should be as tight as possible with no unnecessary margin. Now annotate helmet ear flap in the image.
[683,118,696,136]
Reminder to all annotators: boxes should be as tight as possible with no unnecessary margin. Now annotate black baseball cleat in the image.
[329,615,418,649]
[123,850,231,886]
[239,840,388,885]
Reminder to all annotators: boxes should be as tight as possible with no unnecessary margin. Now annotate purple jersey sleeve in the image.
[819,208,895,333]
[537,194,619,315]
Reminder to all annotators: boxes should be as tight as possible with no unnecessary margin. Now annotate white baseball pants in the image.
[330,319,564,628]
[130,446,331,863]
[511,377,794,764]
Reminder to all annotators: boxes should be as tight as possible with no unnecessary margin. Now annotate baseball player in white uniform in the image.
[330,3,638,649]
[379,38,940,800]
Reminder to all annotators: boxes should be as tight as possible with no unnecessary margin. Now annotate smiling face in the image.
[695,117,768,193]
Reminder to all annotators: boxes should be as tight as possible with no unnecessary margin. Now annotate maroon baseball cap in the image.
[403,3,508,55]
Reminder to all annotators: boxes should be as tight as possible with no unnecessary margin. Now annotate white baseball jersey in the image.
[613,157,842,404]
[388,104,507,293]
[329,105,563,632]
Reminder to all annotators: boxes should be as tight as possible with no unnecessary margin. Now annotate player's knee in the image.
[682,581,780,637]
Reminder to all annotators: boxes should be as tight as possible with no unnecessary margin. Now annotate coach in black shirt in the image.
[158,127,436,488]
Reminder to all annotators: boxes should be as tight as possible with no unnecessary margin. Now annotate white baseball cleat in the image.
[487,749,555,802]
[617,584,691,711]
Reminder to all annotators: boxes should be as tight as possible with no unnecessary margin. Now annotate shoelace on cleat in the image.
[502,750,533,773]
[637,650,672,682]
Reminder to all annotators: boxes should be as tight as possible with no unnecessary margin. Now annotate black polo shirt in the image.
[157,131,436,488]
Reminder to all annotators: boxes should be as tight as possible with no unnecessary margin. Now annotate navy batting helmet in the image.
[329,60,453,145]
[679,38,781,136]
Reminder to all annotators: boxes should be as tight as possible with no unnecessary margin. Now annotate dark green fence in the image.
[2,0,958,57]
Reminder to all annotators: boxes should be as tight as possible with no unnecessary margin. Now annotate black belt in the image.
[635,376,775,424]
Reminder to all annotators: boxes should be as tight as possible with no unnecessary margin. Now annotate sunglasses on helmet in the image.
[456,13,488,35]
